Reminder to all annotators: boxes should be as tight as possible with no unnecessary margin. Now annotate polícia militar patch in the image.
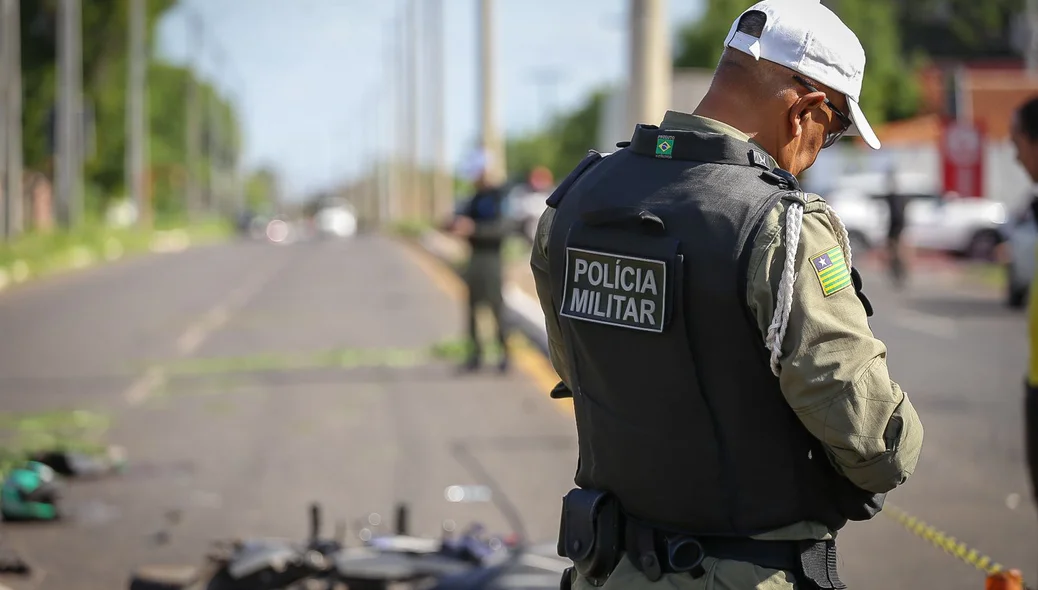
[811,246,851,297]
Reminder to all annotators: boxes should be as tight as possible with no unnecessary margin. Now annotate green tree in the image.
[18,0,240,220]
[895,0,1024,59]
[505,90,607,183]
[674,0,921,126]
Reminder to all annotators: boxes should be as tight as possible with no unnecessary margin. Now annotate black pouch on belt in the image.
[556,488,623,584]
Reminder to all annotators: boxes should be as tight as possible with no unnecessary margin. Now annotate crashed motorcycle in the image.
[128,498,572,590]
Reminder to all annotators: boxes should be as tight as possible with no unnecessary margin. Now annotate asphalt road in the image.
[0,234,577,590]
[0,234,1032,590]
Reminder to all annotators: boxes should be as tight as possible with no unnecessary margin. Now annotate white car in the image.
[502,183,553,243]
[824,180,1008,260]
[315,204,358,238]
[1006,203,1036,308]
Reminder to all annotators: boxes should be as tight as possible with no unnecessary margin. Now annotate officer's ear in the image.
[787,91,826,138]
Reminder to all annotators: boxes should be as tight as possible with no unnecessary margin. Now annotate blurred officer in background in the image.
[447,158,512,374]
[882,164,909,288]
[532,1,923,588]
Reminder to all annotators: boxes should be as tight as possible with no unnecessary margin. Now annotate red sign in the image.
[940,118,985,198]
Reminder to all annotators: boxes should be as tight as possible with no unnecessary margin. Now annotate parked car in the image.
[315,200,358,239]
[824,175,1008,260]
[1005,202,1036,308]
[503,182,553,243]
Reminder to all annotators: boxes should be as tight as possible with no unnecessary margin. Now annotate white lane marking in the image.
[124,263,283,406]
[892,309,957,339]
[175,323,209,356]
[124,365,167,405]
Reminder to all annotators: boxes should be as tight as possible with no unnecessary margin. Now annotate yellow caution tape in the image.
[883,502,1032,587]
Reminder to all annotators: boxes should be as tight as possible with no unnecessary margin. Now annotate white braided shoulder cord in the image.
[764,200,854,376]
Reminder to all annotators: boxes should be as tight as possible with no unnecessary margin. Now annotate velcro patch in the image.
[560,247,667,333]
[811,246,851,297]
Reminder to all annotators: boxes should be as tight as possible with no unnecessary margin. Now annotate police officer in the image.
[1008,95,1038,515]
[449,166,512,373]
[531,2,924,589]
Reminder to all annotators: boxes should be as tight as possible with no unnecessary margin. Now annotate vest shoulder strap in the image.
[546,150,610,209]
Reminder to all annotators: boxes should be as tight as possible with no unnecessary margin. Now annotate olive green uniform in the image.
[460,188,512,366]
[531,112,923,589]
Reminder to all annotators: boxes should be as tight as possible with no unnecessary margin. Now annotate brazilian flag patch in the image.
[811,246,851,297]
[655,135,674,159]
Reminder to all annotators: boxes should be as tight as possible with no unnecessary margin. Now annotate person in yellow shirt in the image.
[1009,95,1038,506]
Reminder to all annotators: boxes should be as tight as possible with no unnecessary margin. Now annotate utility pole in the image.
[626,0,671,133]
[127,0,148,228]
[0,0,10,238]
[0,0,23,239]
[478,0,505,185]
[405,0,421,219]
[395,5,408,220]
[382,18,397,225]
[207,47,224,214]
[185,12,204,221]
[6,0,23,237]
[427,0,449,221]
[56,0,83,229]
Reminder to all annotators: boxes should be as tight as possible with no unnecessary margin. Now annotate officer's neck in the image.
[693,95,782,163]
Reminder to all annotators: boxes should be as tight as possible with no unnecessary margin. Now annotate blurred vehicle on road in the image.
[825,172,1007,260]
[1005,201,1036,308]
[314,198,358,239]
[503,182,552,243]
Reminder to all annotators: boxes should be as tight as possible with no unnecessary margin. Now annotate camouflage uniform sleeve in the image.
[530,207,574,389]
[745,196,924,494]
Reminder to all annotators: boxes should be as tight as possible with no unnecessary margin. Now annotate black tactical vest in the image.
[545,124,883,536]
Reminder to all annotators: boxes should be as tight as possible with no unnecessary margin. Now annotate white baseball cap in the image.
[723,0,881,149]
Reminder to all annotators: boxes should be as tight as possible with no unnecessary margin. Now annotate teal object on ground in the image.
[1,461,61,521]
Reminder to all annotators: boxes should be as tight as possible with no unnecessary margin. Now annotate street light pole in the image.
[2,0,23,238]
[127,0,148,228]
[478,0,505,185]
[0,0,10,238]
[56,0,83,228]
[185,12,204,221]
[627,0,671,132]
[405,0,421,219]
[427,0,448,220]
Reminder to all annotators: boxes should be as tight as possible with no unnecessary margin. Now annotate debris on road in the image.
[31,444,128,479]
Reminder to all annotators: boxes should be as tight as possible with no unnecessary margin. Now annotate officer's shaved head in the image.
[713,48,796,102]
[694,9,848,175]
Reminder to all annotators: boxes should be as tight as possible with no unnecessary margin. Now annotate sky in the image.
[155,0,704,199]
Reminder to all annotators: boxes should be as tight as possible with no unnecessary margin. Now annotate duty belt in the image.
[557,488,845,589]
[623,519,845,589]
